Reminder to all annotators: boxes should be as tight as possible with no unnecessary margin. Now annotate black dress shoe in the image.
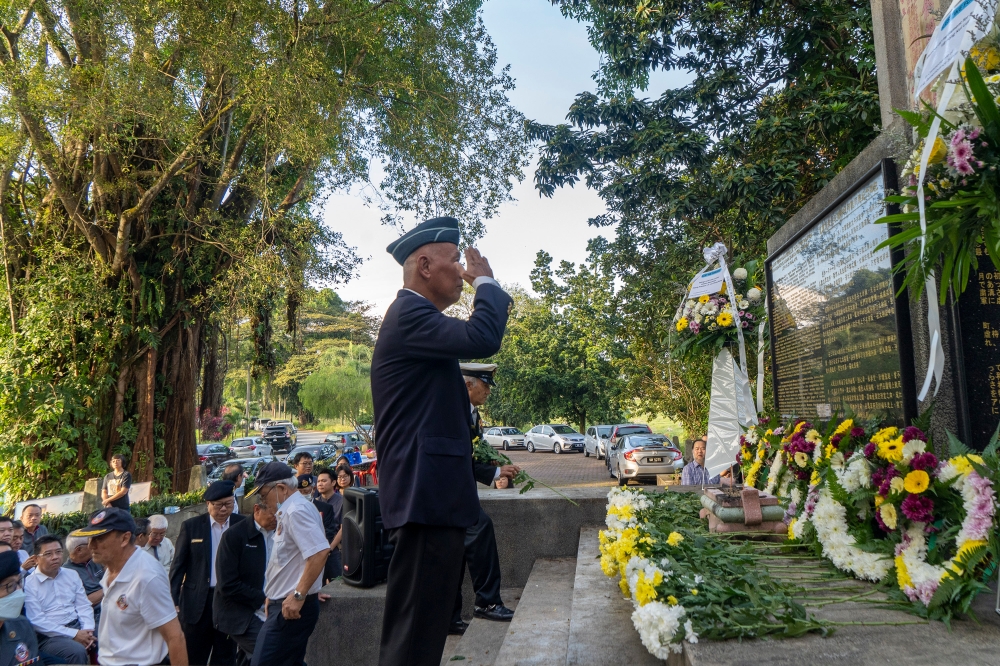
[474,603,515,621]
[448,620,469,635]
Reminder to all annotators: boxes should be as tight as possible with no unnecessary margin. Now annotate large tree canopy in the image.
[0,0,528,500]
[530,0,880,427]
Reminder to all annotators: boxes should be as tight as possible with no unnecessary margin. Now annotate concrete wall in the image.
[304,486,610,666]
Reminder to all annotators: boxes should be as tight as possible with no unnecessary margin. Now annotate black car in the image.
[207,455,275,482]
[287,443,337,463]
[197,443,232,473]
[262,424,295,453]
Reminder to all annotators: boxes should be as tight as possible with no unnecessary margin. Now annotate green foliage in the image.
[298,344,373,423]
[529,0,878,430]
[40,490,205,536]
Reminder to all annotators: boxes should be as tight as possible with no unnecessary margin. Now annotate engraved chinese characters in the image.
[768,172,908,422]
[957,248,1000,449]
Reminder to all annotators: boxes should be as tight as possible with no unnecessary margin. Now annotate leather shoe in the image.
[448,620,469,635]
[474,603,515,621]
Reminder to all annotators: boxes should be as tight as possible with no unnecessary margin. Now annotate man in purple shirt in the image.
[681,438,728,485]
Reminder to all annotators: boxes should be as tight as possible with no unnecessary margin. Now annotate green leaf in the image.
[946,430,972,458]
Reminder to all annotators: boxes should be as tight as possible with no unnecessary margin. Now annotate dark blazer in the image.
[170,512,245,625]
[471,407,499,487]
[371,283,512,529]
[212,516,267,636]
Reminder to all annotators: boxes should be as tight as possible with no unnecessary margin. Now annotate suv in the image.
[262,424,295,453]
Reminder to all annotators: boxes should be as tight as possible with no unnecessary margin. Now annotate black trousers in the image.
[379,524,466,666]
[249,595,320,666]
[451,507,503,623]
[183,588,236,666]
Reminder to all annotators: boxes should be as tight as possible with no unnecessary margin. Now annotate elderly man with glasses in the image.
[0,550,40,666]
[142,515,174,572]
[170,481,245,665]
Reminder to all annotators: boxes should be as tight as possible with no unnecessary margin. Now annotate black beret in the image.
[0,551,19,580]
[386,216,460,265]
[204,480,236,501]
[69,507,136,538]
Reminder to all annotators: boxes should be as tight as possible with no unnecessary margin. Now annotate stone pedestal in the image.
[82,478,102,514]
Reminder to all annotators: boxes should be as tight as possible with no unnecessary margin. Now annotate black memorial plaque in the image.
[955,248,1000,450]
[766,161,915,423]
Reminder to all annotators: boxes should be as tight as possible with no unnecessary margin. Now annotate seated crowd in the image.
[0,456,357,666]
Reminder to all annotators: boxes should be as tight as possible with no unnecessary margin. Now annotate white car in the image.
[483,427,526,451]
[584,425,613,459]
[524,424,585,453]
[230,436,272,458]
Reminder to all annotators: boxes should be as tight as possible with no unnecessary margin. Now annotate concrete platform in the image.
[567,527,662,666]
[442,588,522,666]
[494,557,576,666]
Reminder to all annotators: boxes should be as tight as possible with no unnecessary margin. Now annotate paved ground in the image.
[503,450,616,488]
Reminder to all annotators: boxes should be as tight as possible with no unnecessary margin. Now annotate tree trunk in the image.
[199,322,223,416]
[162,317,202,492]
[107,363,132,456]
[130,347,157,482]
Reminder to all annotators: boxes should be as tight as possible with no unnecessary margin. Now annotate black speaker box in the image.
[342,486,394,587]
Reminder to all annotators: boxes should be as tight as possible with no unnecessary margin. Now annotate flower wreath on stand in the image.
[738,417,782,489]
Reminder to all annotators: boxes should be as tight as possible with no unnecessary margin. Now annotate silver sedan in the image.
[484,427,526,450]
[608,435,684,486]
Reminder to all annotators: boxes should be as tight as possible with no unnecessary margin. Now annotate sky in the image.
[325,0,681,315]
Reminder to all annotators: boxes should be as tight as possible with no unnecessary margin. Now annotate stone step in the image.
[493,557,576,666]
[443,588,523,666]
[567,526,664,665]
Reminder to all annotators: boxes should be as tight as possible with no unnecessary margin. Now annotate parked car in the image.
[256,418,272,431]
[483,427,526,451]
[287,443,337,463]
[271,420,298,434]
[261,424,295,453]
[524,424,585,453]
[324,431,364,448]
[229,436,271,458]
[208,455,275,482]
[584,425,613,459]
[197,443,232,472]
[608,435,684,486]
[609,423,653,446]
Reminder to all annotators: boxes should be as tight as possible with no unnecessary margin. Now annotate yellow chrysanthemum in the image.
[903,470,930,494]
[634,569,663,606]
[871,426,899,445]
[676,317,689,332]
[698,294,710,304]
[823,444,834,459]
[874,495,884,507]
[745,460,762,488]
[809,470,820,486]
[756,447,766,461]
[667,532,684,547]
[765,429,773,436]
[716,311,734,327]
[619,576,630,596]
[895,555,912,590]
[690,589,698,596]
[955,540,987,568]
[970,45,1000,71]
[834,418,854,436]
[667,595,678,605]
[950,454,985,477]
[742,450,752,461]
[877,435,904,462]
[787,518,797,540]
[794,451,809,468]
[879,503,897,530]
[928,136,948,164]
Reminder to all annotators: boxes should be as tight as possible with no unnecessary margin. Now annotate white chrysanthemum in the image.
[901,438,926,463]
[700,301,719,316]
[631,602,687,659]
[834,453,870,493]
[684,619,699,644]
[733,267,748,280]
[764,451,784,495]
[747,287,762,301]
[745,427,759,444]
[937,462,960,484]
[811,489,892,581]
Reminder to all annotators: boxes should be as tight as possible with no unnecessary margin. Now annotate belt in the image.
[267,593,318,605]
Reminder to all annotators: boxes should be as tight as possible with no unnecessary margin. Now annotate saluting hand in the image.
[461,247,494,285]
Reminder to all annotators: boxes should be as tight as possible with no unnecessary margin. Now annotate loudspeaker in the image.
[342,487,394,587]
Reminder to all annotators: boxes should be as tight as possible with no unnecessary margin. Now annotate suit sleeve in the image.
[216,527,266,610]
[169,522,189,607]
[400,283,512,360]
[473,461,498,487]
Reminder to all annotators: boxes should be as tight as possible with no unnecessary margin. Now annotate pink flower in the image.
[951,129,966,145]
[955,160,974,176]
[689,320,701,333]
[902,426,925,442]
[951,140,972,161]
[901,494,934,522]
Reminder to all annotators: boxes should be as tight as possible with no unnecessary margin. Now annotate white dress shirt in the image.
[24,566,95,637]
[254,520,275,621]
[142,537,175,572]
[210,516,231,587]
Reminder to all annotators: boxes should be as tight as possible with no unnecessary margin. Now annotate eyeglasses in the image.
[209,500,235,510]
[0,579,21,595]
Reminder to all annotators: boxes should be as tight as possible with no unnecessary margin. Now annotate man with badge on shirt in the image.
[0,550,40,666]
[170,481,244,665]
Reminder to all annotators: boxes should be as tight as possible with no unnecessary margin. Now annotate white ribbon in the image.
[757,298,767,414]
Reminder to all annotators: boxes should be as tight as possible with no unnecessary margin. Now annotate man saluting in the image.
[372,216,512,666]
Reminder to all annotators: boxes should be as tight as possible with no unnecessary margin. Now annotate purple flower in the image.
[689,320,701,333]
[901,494,934,523]
[969,127,980,140]
[878,467,899,496]
[902,426,925,443]
[910,452,938,472]
[830,434,843,449]
[850,426,865,438]
[863,442,876,458]
[951,129,966,145]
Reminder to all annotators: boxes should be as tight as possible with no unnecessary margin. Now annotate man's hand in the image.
[318,593,331,602]
[461,247,494,285]
[720,468,732,478]
[101,498,112,508]
[282,594,305,620]
[73,630,94,647]
[21,555,37,571]
[498,464,519,480]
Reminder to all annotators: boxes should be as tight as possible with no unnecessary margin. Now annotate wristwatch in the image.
[293,590,304,601]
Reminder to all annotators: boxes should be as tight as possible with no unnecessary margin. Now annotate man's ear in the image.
[416,253,434,279]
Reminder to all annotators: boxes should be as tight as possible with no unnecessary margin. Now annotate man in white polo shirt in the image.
[70,507,188,666]
[245,462,329,666]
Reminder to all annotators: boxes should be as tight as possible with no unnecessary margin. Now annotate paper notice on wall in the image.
[688,266,726,299]
[914,0,997,98]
